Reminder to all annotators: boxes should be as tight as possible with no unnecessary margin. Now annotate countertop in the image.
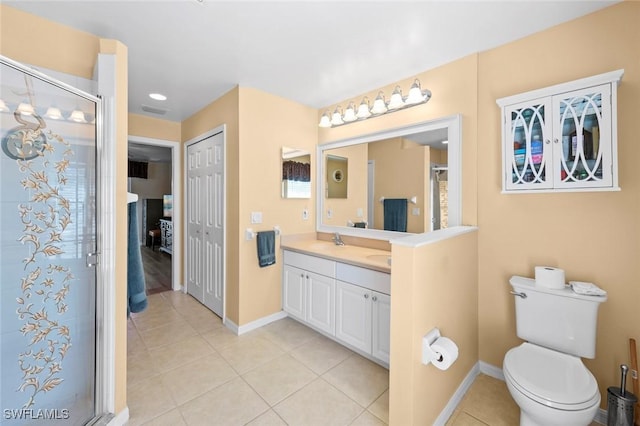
[280,238,391,273]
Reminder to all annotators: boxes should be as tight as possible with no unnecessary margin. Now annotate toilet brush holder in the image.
[608,365,638,426]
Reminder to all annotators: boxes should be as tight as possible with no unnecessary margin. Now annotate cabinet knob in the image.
[546,139,552,144]
[364,293,369,299]
[300,273,304,278]
[372,295,377,302]
[553,138,559,144]
[306,275,309,279]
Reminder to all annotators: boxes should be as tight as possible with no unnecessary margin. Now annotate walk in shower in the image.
[0,57,100,425]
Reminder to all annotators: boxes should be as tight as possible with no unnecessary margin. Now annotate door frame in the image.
[127,135,182,292]
[184,125,227,322]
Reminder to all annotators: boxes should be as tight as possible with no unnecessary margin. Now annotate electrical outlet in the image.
[356,208,363,218]
[412,207,420,216]
[251,212,263,224]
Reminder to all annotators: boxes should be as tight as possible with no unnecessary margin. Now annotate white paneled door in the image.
[187,131,224,317]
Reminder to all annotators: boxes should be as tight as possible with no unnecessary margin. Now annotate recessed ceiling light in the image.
[149,93,167,101]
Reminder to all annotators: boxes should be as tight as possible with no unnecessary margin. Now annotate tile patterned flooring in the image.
[127,291,390,425]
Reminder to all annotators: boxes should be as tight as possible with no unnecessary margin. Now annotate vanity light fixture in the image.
[45,106,63,120]
[69,109,87,123]
[371,92,388,115]
[387,86,405,110]
[343,102,358,122]
[356,97,372,119]
[318,78,432,128]
[17,102,35,116]
[330,106,344,126]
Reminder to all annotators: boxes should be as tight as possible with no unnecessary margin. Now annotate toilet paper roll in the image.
[534,266,566,290]
[430,337,459,371]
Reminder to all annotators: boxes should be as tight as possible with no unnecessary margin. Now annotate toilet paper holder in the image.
[422,328,445,365]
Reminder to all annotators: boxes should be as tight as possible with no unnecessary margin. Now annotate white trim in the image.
[184,125,227,321]
[496,69,624,107]
[96,53,117,419]
[593,408,607,425]
[128,135,182,292]
[106,407,129,426]
[390,225,478,248]
[434,362,481,426]
[316,114,462,241]
[225,311,289,336]
[479,360,505,381]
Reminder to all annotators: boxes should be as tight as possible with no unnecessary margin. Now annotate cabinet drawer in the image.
[283,250,336,278]
[336,263,390,295]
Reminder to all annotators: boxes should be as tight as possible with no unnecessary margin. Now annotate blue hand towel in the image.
[128,202,148,315]
[383,198,408,232]
[257,230,276,267]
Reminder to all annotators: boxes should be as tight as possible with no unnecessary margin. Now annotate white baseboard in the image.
[593,408,606,425]
[224,310,288,336]
[434,362,481,426]
[107,407,128,426]
[479,360,505,381]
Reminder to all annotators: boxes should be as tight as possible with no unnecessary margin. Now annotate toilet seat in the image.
[504,343,600,411]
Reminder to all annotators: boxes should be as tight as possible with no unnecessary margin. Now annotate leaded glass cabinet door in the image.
[1,60,98,425]
[504,97,553,190]
[552,84,612,189]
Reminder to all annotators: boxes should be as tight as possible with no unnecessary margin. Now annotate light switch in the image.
[251,212,263,224]
[356,208,363,218]
[327,209,333,219]
[412,207,420,216]
[302,209,309,220]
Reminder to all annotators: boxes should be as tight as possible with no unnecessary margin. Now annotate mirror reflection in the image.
[321,128,449,233]
[326,154,348,199]
[282,146,311,199]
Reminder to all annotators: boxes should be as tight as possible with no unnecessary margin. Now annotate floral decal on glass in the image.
[9,111,75,409]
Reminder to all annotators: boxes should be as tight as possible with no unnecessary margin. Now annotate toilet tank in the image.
[509,276,607,359]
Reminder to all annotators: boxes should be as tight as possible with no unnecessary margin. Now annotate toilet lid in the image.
[504,343,599,409]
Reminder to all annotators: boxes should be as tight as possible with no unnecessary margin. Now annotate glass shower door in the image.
[0,60,98,425]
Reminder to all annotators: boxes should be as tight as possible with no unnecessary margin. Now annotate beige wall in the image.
[390,230,479,424]
[477,1,640,408]
[129,113,181,142]
[1,6,129,415]
[237,87,318,325]
[368,137,429,233]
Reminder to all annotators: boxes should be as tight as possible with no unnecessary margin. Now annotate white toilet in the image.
[503,276,607,426]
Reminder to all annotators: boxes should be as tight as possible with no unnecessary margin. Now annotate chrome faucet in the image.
[332,232,345,246]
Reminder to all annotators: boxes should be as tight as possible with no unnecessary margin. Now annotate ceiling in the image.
[5,1,618,123]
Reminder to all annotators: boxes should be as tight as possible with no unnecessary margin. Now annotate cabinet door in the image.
[552,84,612,189]
[504,97,553,191]
[335,281,371,354]
[283,265,306,321]
[371,292,391,365]
[306,271,335,335]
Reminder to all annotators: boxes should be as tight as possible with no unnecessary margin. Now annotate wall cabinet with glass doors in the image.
[497,70,623,192]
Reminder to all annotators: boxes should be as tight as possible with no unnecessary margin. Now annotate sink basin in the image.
[367,254,392,265]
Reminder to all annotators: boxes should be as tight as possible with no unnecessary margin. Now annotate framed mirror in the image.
[317,114,462,240]
[282,146,311,199]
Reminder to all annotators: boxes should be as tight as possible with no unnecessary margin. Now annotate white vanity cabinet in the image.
[282,249,391,366]
[335,263,391,365]
[282,251,336,335]
[497,70,623,192]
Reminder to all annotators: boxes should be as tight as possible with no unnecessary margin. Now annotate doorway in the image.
[127,136,182,293]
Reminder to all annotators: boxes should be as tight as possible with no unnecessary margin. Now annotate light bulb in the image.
[17,102,35,116]
[0,99,9,112]
[69,109,87,123]
[356,97,371,119]
[406,79,427,105]
[343,102,357,122]
[371,92,387,115]
[318,111,331,128]
[387,86,405,110]
[330,107,344,126]
[45,106,63,120]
